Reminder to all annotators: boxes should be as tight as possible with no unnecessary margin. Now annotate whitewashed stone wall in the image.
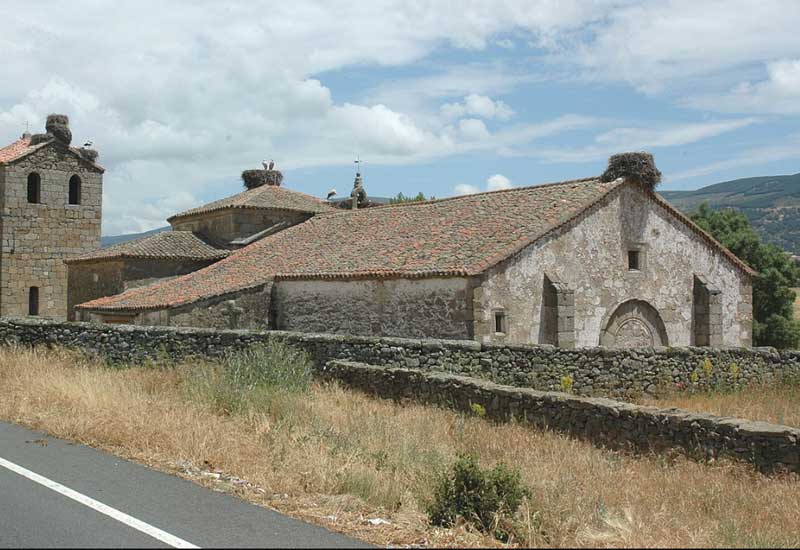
[478,182,753,348]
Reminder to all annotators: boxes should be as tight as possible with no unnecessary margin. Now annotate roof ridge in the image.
[168,183,334,221]
[316,175,601,218]
[66,229,229,264]
[0,135,104,172]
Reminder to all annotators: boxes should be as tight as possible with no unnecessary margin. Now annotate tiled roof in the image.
[80,177,620,310]
[65,231,230,264]
[0,136,51,164]
[167,184,336,221]
[77,177,755,313]
[0,135,105,172]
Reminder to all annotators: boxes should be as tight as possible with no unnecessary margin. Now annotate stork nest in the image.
[242,169,283,189]
[46,114,72,145]
[29,133,52,146]
[78,147,99,163]
[600,151,661,191]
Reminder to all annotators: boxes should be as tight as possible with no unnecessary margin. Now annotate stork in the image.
[261,159,275,171]
[84,140,93,147]
[326,188,337,200]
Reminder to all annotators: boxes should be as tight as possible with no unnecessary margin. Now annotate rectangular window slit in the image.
[494,311,506,334]
[28,287,39,316]
[628,250,640,271]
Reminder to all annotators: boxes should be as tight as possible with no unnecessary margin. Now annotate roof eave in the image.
[167,204,329,223]
[65,253,228,265]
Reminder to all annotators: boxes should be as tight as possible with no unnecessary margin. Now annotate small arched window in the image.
[27,172,41,204]
[68,174,82,205]
[28,287,39,316]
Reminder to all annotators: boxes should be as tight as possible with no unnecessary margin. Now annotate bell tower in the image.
[0,114,103,318]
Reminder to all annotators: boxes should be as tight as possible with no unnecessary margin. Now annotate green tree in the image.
[692,204,800,348]
[388,191,435,204]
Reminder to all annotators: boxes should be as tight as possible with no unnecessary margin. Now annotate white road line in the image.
[0,455,199,549]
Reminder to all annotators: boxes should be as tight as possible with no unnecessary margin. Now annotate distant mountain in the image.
[100,226,170,248]
[661,173,800,254]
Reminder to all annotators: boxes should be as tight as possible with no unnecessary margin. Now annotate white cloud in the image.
[595,119,759,149]
[458,118,491,140]
[566,0,800,96]
[2,1,798,233]
[441,94,514,120]
[528,118,759,164]
[454,183,480,195]
[666,135,800,182]
[689,59,800,114]
[454,173,513,196]
[487,174,513,191]
[1,1,613,234]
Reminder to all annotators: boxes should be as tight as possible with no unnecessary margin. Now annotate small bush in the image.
[470,403,486,417]
[560,374,574,393]
[187,340,312,415]
[223,340,312,393]
[427,454,530,539]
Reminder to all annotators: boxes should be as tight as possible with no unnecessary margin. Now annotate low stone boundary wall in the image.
[1,318,799,399]
[322,360,800,474]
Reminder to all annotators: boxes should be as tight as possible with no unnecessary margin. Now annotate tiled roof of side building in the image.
[167,184,337,221]
[78,177,755,313]
[65,231,230,264]
[0,135,105,172]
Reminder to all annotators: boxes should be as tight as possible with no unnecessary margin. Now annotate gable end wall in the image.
[478,183,752,348]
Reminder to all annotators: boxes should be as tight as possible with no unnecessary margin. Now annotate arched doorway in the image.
[600,300,668,348]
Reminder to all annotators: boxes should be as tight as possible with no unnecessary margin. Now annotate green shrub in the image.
[187,340,312,415]
[427,454,530,539]
[223,340,312,393]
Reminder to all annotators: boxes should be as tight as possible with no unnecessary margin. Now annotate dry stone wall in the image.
[321,361,800,474]
[1,318,798,399]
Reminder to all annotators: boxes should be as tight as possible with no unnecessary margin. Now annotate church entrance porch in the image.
[600,300,668,348]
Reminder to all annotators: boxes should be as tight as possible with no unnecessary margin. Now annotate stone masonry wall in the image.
[169,208,311,243]
[68,258,216,321]
[1,144,102,319]
[1,318,798,400]
[322,361,800,474]
[273,278,473,339]
[478,183,753,348]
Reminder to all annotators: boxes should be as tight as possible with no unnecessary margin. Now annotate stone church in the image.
[0,115,755,348]
[0,115,103,319]
[73,152,755,349]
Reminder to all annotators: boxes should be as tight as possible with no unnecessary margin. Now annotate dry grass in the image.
[640,384,800,428]
[1,346,799,548]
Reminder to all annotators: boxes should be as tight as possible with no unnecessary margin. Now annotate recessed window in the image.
[28,287,39,316]
[27,172,41,204]
[68,174,82,205]
[628,250,641,271]
[494,311,507,334]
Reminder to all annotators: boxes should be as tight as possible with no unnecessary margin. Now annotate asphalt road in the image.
[0,421,368,548]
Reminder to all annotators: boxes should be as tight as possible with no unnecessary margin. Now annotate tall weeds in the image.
[0,345,799,548]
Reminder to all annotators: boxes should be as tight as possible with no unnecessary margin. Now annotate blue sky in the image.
[1,1,799,234]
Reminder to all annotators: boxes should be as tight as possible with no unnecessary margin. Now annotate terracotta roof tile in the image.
[168,185,336,221]
[0,135,104,172]
[66,231,230,264]
[0,136,51,164]
[80,177,621,310]
[78,177,755,313]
